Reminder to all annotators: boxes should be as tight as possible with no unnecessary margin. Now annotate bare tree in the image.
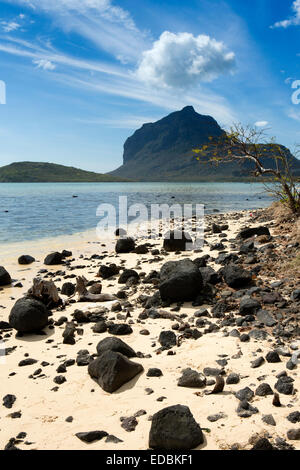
[193,124,300,215]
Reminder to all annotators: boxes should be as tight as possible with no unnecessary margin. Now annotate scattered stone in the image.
[121,416,138,432]
[287,412,300,424]
[251,437,273,450]
[3,394,16,409]
[266,351,281,363]
[44,252,63,265]
[115,238,135,254]
[287,429,300,441]
[61,282,75,296]
[178,369,206,388]
[108,324,133,336]
[147,368,163,377]
[226,373,240,385]
[75,431,108,443]
[262,414,276,426]
[18,255,35,265]
[255,383,273,397]
[105,435,123,443]
[158,330,176,349]
[163,230,192,252]
[221,264,252,288]
[235,387,254,401]
[239,297,261,316]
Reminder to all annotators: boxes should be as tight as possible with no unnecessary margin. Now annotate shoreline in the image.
[0,207,299,451]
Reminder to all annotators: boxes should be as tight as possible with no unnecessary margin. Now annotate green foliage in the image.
[193,124,300,215]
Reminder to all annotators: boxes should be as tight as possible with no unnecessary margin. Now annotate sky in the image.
[0,0,300,172]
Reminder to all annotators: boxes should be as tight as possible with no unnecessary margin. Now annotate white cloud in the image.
[271,0,300,28]
[255,121,269,127]
[0,37,128,77]
[33,58,56,70]
[136,31,235,88]
[76,115,160,129]
[59,71,237,125]
[6,0,148,62]
[1,21,21,32]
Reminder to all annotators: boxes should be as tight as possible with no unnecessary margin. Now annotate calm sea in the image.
[0,182,272,244]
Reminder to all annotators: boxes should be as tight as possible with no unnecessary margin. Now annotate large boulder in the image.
[96,337,136,358]
[44,252,63,265]
[149,405,204,450]
[88,351,143,393]
[221,264,252,288]
[159,259,203,302]
[115,237,135,254]
[237,226,270,240]
[9,297,49,333]
[163,230,193,252]
[18,255,35,265]
[0,267,11,286]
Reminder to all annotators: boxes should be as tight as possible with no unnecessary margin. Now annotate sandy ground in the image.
[0,211,299,451]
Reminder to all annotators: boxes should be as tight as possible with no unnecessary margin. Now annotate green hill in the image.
[0,162,130,183]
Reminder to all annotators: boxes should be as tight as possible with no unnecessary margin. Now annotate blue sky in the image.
[0,0,300,172]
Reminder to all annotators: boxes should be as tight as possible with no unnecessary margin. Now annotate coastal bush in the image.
[194,124,300,215]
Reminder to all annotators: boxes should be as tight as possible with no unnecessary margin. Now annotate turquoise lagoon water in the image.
[0,182,272,244]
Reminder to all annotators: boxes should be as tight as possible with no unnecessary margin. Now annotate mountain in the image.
[0,162,130,183]
[110,106,300,181]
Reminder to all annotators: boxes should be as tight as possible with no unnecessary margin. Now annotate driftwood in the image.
[75,276,116,302]
[28,278,62,308]
[207,375,225,395]
[158,310,184,324]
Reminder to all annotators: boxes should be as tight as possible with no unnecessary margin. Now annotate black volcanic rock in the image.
[88,351,143,393]
[149,404,204,450]
[9,298,49,333]
[109,106,300,181]
[0,266,11,286]
[159,259,203,302]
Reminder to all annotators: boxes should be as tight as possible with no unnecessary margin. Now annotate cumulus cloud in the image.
[33,58,56,70]
[136,31,235,88]
[271,0,300,28]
